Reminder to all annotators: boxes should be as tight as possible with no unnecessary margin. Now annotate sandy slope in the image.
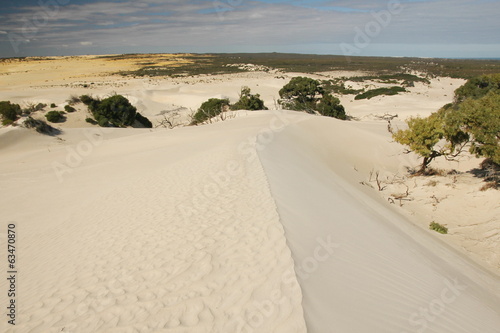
[0,116,307,332]
[258,114,500,332]
[1,111,499,333]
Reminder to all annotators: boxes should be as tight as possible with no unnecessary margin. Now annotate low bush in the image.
[85,117,98,125]
[50,103,57,108]
[316,94,347,120]
[0,101,21,125]
[231,87,268,111]
[191,98,230,125]
[64,105,76,113]
[45,111,65,123]
[355,86,406,100]
[429,222,448,234]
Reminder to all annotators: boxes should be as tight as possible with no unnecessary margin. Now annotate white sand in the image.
[0,56,499,332]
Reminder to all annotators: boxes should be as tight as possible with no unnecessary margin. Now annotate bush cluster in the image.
[231,87,268,111]
[80,94,151,128]
[45,111,66,123]
[278,77,347,120]
[0,101,22,125]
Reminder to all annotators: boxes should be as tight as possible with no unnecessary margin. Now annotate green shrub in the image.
[85,117,98,125]
[64,105,76,113]
[316,94,347,120]
[135,112,153,128]
[0,101,21,125]
[231,87,268,111]
[355,86,406,100]
[454,73,500,103]
[429,222,448,234]
[50,103,57,108]
[45,111,65,123]
[82,94,146,128]
[279,78,347,119]
[279,77,324,112]
[95,95,136,127]
[191,98,230,125]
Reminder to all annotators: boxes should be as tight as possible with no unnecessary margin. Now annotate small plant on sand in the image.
[85,117,98,125]
[231,86,268,111]
[0,101,22,125]
[191,98,230,125]
[429,222,448,234]
[45,110,66,123]
[50,103,57,108]
[64,105,76,113]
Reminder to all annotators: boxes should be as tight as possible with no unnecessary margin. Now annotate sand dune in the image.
[1,111,499,332]
[1,57,498,332]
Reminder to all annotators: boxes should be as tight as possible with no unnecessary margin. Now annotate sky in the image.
[0,0,499,58]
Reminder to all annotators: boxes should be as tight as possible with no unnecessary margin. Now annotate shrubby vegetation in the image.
[316,94,346,120]
[0,101,21,125]
[118,53,500,79]
[355,86,406,100]
[45,110,66,123]
[429,222,448,234]
[191,98,230,125]
[278,77,347,120]
[80,94,151,128]
[23,117,59,135]
[231,87,267,111]
[64,105,76,113]
[393,74,500,179]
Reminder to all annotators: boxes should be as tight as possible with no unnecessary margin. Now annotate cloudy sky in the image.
[0,0,499,58]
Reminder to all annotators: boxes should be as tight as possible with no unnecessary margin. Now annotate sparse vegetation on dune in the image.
[115,53,500,79]
[355,86,407,100]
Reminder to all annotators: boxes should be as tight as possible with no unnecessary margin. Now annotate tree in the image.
[316,94,347,120]
[191,98,230,125]
[393,73,500,173]
[393,114,448,173]
[0,101,21,125]
[454,73,500,103]
[279,77,324,112]
[231,87,268,111]
[448,91,500,164]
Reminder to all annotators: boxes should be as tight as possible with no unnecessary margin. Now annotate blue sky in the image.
[0,0,499,58]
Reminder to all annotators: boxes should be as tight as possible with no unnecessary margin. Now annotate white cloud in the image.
[0,0,498,57]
